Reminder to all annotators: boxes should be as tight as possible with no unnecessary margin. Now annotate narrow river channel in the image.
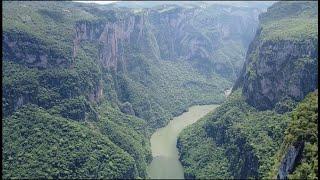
[147,104,219,179]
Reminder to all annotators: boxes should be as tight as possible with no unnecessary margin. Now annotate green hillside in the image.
[178,1,318,179]
[3,105,137,179]
[2,1,260,178]
[178,90,290,178]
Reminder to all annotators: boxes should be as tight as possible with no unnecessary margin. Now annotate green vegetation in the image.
[5,1,316,179]
[121,57,231,128]
[260,17,318,41]
[3,0,255,130]
[269,90,318,179]
[177,114,231,179]
[96,102,152,178]
[178,2,318,179]
[3,105,137,179]
[178,90,318,179]
[2,1,242,178]
[178,90,290,178]
[2,59,152,178]
[259,1,318,41]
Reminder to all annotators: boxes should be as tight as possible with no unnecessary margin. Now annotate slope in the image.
[178,1,318,179]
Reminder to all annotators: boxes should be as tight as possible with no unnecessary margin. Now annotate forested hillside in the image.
[178,1,318,179]
[2,1,264,178]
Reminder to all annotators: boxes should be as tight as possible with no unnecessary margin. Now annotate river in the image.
[147,104,219,179]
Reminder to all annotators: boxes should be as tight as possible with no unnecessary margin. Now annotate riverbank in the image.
[147,104,219,179]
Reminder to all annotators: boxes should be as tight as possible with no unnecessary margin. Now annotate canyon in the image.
[2,1,318,179]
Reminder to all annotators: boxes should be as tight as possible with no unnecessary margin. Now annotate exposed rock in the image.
[277,142,304,179]
[233,1,318,110]
[14,96,25,111]
[73,12,153,71]
[73,5,260,80]
[3,32,69,69]
[224,88,232,97]
[120,102,135,116]
[148,5,260,80]
[88,81,103,103]
[236,31,318,110]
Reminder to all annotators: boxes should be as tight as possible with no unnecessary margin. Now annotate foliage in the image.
[259,1,318,41]
[49,96,98,121]
[177,115,231,179]
[2,58,101,116]
[178,90,290,179]
[274,97,298,114]
[2,105,137,179]
[2,1,296,179]
[269,90,318,179]
[2,60,152,178]
[119,57,230,129]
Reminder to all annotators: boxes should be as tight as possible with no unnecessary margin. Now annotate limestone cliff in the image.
[234,1,318,111]
[73,11,157,71]
[148,5,261,79]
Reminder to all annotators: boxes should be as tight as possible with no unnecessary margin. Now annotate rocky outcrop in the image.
[148,7,200,60]
[233,1,318,110]
[277,142,304,179]
[120,102,135,115]
[238,33,318,110]
[73,12,155,71]
[3,32,69,69]
[148,5,260,79]
[13,96,26,112]
[88,81,104,103]
[72,5,260,80]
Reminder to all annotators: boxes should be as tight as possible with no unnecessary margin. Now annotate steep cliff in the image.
[2,2,151,178]
[2,1,265,179]
[234,1,318,111]
[148,5,260,80]
[271,90,318,179]
[178,1,318,179]
[70,3,262,128]
[178,90,290,178]
[73,11,158,70]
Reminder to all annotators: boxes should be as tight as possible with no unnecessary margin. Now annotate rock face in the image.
[88,81,104,103]
[3,32,69,69]
[120,102,135,115]
[241,37,318,110]
[73,12,156,71]
[73,5,261,80]
[14,96,25,111]
[3,3,260,81]
[277,142,304,179]
[148,5,261,79]
[234,2,318,110]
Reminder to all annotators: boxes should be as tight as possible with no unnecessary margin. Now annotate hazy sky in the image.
[74,1,117,4]
[74,1,275,5]
[74,1,276,8]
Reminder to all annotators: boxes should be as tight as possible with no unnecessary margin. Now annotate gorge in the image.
[147,104,218,179]
[2,1,318,179]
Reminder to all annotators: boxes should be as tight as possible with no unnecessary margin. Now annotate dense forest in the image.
[178,1,318,179]
[2,1,318,179]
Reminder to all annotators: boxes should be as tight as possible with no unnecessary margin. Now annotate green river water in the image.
[147,104,219,179]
